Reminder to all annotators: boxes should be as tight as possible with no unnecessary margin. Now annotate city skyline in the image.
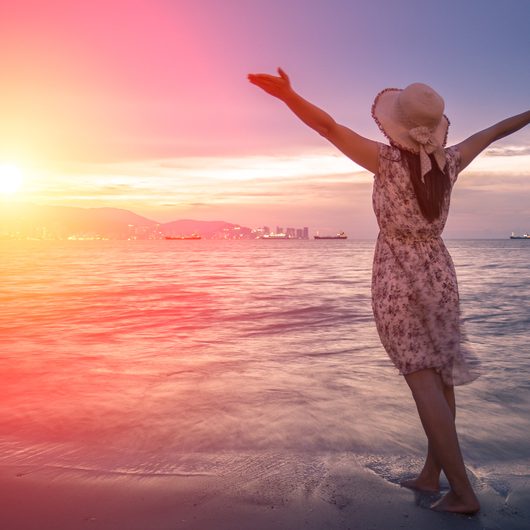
[3,198,527,240]
[0,201,319,240]
[1,0,529,238]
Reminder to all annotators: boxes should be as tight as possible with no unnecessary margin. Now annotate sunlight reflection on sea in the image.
[0,239,528,481]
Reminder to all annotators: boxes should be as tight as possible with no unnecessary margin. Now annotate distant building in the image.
[256,224,311,239]
[127,224,137,240]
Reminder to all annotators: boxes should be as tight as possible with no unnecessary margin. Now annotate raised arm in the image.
[455,110,530,172]
[248,68,379,174]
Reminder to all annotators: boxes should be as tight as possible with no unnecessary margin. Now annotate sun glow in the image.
[0,164,23,194]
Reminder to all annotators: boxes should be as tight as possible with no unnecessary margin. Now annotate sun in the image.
[0,164,23,194]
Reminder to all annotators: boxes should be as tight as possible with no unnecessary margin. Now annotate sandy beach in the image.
[2,452,528,530]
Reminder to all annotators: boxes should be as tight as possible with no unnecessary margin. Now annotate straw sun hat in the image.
[372,83,450,181]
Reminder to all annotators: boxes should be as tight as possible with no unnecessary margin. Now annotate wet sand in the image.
[2,453,528,530]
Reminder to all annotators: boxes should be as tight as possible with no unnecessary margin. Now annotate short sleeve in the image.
[378,143,401,162]
[444,146,461,187]
[375,143,401,181]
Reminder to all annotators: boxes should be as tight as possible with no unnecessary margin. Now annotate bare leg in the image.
[401,384,455,492]
[400,441,442,492]
[403,368,479,514]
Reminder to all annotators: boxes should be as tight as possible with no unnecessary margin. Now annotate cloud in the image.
[484,146,530,157]
[460,151,530,178]
[20,147,530,238]
[24,151,372,206]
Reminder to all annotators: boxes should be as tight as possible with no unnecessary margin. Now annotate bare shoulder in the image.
[322,123,379,174]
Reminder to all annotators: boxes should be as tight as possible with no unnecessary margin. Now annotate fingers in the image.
[247,74,281,92]
[248,79,279,94]
[247,75,271,87]
[277,67,289,82]
[248,73,279,82]
[247,69,291,98]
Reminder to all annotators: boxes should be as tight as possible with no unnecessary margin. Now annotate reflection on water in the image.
[0,239,528,478]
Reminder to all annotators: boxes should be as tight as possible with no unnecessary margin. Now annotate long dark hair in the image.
[401,150,451,223]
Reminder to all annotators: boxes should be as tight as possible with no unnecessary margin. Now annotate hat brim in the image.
[372,87,449,153]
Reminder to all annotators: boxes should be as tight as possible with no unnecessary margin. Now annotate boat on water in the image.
[510,232,529,239]
[165,234,201,240]
[259,233,289,239]
[314,232,348,240]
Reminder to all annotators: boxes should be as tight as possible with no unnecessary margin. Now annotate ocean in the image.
[0,239,528,494]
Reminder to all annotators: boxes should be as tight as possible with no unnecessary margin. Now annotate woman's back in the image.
[372,144,460,240]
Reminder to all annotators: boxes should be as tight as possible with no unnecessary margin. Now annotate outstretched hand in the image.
[247,66,379,173]
[247,67,293,100]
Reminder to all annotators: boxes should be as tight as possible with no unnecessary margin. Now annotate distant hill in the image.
[0,204,157,239]
[0,203,252,239]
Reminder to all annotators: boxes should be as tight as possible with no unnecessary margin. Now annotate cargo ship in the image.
[314,232,347,240]
[510,232,529,239]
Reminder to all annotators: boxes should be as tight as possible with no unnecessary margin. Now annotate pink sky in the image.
[1,0,529,237]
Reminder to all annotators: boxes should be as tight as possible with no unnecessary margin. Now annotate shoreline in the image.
[2,452,528,530]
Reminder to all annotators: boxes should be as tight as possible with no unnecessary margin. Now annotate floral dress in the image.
[371,144,479,386]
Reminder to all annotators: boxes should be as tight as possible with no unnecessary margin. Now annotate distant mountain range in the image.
[0,203,253,239]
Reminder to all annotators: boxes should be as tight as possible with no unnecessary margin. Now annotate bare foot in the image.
[400,476,440,493]
[430,490,480,515]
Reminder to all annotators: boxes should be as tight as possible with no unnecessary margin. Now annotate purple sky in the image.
[1,0,529,237]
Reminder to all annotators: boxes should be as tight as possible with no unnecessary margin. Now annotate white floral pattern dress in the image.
[371,143,480,386]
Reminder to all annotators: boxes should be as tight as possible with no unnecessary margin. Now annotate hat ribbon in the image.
[408,126,446,182]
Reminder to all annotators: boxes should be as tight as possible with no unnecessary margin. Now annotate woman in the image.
[248,68,530,515]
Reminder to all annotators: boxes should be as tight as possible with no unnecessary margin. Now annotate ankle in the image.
[445,471,475,495]
[419,467,440,480]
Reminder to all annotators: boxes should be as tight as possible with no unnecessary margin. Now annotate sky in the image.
[0,0,529,237]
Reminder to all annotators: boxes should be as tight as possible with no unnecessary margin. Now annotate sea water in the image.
[0,239,528,488]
